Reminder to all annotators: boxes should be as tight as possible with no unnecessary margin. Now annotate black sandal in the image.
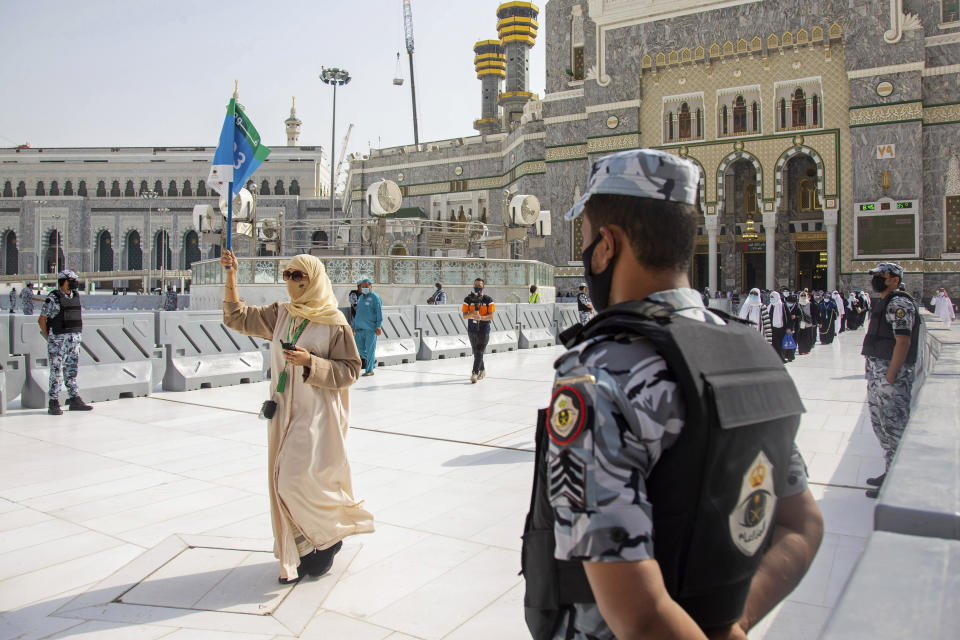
[299,541,343,577]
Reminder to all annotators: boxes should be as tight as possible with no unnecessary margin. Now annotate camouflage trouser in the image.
[48,333,82,401]
[579,311,592,324]
[865,356,915,470]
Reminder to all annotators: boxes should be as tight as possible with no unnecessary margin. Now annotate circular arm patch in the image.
[548,386,587,445]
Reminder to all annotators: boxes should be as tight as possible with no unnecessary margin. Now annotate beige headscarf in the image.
[281,255,349,326]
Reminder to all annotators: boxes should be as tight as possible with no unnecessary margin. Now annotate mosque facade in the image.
[347,0,960,296]
[0,98,333,283]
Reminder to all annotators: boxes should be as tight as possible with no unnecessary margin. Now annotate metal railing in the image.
[191,256,554,288]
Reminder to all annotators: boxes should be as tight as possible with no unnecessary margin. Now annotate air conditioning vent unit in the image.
[510,194,540,226]
[218,188,254,222]
[366,180,403,216]
[535,210,551,236]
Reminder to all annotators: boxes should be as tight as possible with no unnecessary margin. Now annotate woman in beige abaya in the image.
[221,250,374,583]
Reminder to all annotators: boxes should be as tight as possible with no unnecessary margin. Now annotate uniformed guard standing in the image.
[529,285,542,304]
[20,283,35,315]
[163,285,178,311]
[521,149,823,640]
[38,270,93,415]
[8,287,16,314]
[860,262,920,498]
[576,283,593,324]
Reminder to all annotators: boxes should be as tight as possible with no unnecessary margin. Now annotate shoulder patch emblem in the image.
[548,386,586,445]
[729,450,778,557]
[895,308,906,319]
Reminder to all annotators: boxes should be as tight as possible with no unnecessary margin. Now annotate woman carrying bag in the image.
[221,250,374,584]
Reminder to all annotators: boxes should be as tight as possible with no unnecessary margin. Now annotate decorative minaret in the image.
[473,40,506,135]
[496,1,539,129]
[285,96,302,146]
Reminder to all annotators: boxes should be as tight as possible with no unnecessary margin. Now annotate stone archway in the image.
[715,150,763,218]
[773,145,825,212]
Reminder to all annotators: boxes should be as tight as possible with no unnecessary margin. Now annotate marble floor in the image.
[0,322,910,639]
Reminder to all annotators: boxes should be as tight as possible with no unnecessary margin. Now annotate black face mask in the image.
[582,233,615,314]
[870,275,888,293]
[67,280,79,291]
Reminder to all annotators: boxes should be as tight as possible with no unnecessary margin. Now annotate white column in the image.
[705,214,720,293]
[762,212,777,290]
[823,208,838,291]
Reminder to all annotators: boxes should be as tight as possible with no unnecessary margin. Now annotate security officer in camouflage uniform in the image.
[861,262,920,498]
[522,149,823,640]
[20,283,36,315]
[38,270,93,415]
[163,284,178,311]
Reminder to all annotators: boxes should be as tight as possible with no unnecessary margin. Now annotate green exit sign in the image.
[896,201,913,209]
[859,204,876,211]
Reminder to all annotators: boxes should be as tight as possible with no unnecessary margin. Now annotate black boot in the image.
[67,396,93,411]
[48,399,62,415]
[300,541,342,577]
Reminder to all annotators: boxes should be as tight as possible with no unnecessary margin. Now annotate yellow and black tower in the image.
[496,1,539,129]
[473,40,506,135]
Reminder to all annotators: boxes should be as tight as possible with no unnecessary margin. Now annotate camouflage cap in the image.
[869,262,904,278]
[564,148,701,221]
[57,269,79,280]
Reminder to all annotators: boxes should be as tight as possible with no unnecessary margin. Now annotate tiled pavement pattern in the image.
[1,319,930,640]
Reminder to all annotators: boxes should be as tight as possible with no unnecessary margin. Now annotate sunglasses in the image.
[282,270,308,282]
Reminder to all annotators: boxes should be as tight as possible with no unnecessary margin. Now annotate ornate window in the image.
[17,182,26,197]
[792,89,807,128]
[944,0,959,24]
[77,181,86,197]
[168,180,179,197]
[182,180,192,197]
[49,181,60,196]
[110,180,121,197]
[752,102,760,132]
[3,181,12,198]
[779,99,787,129]
[812,95,820,126]
[197,180,207,197]
[139,180,148,195]
[261,179,271,195]
[946,195,960,253]
[275,179,285,195]
[184,230,201,269]
[96,181,106,197]
[154,180,163,196]
[96,230,114,271]
[126,230,142,270]
[744,181,757,215]
[571,5,586,81]
[125,180,135,197]
[679,103,691,139]
[290,179,300,195]
[722,106,729,135]
[733,96,747,133]
[36,181,45,196]
[3,231,17,275]
[798,178,819,211]
[63,181,73,196]
[662,93,704,143]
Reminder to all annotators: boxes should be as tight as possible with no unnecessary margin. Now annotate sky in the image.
[0,0,546,162]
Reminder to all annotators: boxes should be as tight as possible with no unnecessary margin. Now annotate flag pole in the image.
[226,181,233,268]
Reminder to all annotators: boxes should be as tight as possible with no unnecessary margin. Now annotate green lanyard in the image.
[275,318,309,393]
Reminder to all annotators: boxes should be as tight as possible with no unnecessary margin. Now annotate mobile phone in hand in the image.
[281,342,296,351]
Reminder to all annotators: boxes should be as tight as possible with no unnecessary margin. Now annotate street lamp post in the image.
[157,207,170,290]
[32,200,47,280]
[320,67,351,224]
[141,191,157,292]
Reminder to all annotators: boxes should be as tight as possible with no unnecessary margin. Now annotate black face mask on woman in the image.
[871,275,889,293]
[581,233,616,313]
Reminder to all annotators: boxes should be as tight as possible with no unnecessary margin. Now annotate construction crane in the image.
[402,0,420,146]
[333,123,354,195]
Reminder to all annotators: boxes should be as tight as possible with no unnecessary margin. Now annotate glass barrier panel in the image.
[441,261,463,285]
[237,259,254,284]
[418,260,440,285]
[393,259,416,284]
[485,262,505,285]
[464,261,485,285]
[352,258,375,284]
[326,259,350,284]
[254,260,276,284]
[508,262,527,286]
[378,259,391,284]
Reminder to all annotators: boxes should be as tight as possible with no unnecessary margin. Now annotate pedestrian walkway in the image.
[0,329,882,639]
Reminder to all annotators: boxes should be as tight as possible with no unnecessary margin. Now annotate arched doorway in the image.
[44,230,65,274]
[96,231,114,271]
[126,230,142,270]
[722,158,764,291]
[183,230,201,270]
[154,231,172,270]
[389,243,409,256]
[3,231,18,275]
